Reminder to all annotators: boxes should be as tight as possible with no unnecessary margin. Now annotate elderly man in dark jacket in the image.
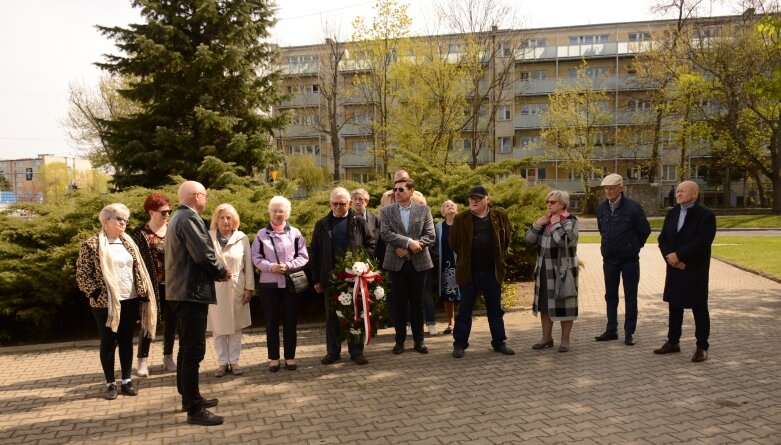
[594,174,651,346]
[655,180,716,362]
[166,180,230,426]
[311,186,376,366]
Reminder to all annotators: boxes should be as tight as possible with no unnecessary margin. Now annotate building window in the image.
[520,135,541,148]
[520,168,545,182]
[498,137,512,153]
[448,43,462,54]
[353,142,371,154]
[353,112,372,124]
[568,67,609,78]
[662,164,678,181]
[498,42,512,57]
[520,103,547,115]
[519,70,546,81]
[626,166,649,180]
[289,144,320,155]
[691,164,709,179]
[352,173,370,182]
[288,54,319,65]
[569,34,610,45]
[497,106,511,121]
[292,114,320,125]
[309,84,319,94]
[628,32,652,42]
[522,38,546,48]
[628,99,652,111]
[26,168,33,180]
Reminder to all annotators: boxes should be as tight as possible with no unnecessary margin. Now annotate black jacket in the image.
[596,193,651,263]
[310,209,376,289]
[164,205,227,304]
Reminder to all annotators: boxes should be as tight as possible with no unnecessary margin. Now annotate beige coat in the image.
[206,230,255,335]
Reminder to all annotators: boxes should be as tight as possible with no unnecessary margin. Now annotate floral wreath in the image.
[328,249,387,346]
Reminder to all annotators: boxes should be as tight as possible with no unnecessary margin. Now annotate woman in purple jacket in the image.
[251,196,309,372]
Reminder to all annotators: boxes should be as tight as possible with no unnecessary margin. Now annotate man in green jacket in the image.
[449,185,514,358]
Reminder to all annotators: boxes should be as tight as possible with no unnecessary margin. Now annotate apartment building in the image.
[273,15,757,209]
[0,155,92,203]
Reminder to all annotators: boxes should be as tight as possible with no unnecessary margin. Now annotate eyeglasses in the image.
[393,188,407,193]
[157,210,171,216]
[111,216,129,224]
[546,200,559,205]
[192,192,208,199]
[330,202,348,208]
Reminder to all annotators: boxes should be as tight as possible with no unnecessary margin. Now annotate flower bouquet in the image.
[328,249,387,345]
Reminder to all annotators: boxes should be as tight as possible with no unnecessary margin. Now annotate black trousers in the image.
[138,288,177,357]
[324,293,363,357]
[262,287,299,360]
[92,298,140,383]
[667,304,710,350]
[391,261,429,344]
[169,301,208,415]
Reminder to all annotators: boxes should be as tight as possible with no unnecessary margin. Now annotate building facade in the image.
[273,15,760,210]
[0,155,92,203]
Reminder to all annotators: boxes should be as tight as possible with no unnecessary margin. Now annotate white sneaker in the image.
[428,324,439,336]
[163,354,176,372]
[406,325,412,336]
[136,358,149,377]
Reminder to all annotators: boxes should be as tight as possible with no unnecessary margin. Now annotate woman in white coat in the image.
[207,203,255,377]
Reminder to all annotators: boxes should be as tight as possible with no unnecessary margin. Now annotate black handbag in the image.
[270,235,309,295]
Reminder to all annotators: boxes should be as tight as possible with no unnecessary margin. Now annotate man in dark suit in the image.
[351,188,380,250]
[379,179,436,354]
[311,187,376,366]
[655,180,716,362]
[166,180,231,426]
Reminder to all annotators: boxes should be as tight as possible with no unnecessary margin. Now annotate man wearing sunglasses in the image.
[380,179,436,355]
[311,187,377,366]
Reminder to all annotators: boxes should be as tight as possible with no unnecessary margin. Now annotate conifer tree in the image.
[96,0,285,188]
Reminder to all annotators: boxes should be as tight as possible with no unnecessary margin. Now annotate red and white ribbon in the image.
[345,265,379,345]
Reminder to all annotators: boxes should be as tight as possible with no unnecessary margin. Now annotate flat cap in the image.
[600,173,623,186]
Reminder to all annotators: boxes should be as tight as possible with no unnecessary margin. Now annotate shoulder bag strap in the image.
[269,234,281,263]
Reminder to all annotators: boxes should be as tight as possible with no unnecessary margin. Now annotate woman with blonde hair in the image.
[525,190,579,352]
[206,203,255,376]
[76,203,157,399]
[435,200,460,334]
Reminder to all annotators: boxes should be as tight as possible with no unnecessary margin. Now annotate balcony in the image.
[341,152,373,167]
[280,124,322,138]
[339,123,372,136]
[516,41,653,61]
[515,75,653,96]
[278,93,320,108]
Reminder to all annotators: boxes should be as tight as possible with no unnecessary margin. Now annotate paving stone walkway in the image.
[1,244,780,444]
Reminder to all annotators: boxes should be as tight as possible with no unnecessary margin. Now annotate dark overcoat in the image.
[658,202,716,308]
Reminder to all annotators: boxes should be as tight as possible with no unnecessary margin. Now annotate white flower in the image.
[351,262,369,274]
[336,310,344,319]
[350,328,362,335]
[338,292,352,306]
[373,286,385,300]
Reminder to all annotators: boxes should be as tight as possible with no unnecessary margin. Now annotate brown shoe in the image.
[691,348,708,362]
[653,341,681,354]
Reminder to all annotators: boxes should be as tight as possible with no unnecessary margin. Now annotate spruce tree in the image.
[96,0,284,188]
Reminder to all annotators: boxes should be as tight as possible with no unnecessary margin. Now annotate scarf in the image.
[271,222,286,233]
[545,210,571,233]
[98,230,157,338]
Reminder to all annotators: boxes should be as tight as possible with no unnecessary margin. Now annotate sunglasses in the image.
[546,200,559,205]
[393,188,407,193]
[157,210,171,216]
[111,216,129,224]
[330,202,348,207]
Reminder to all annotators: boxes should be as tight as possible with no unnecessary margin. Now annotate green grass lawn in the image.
[579,234,781,281]
[647,214,781,229]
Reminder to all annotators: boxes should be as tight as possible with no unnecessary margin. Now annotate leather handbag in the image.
[556,229,578,300]
[270,235,309,295]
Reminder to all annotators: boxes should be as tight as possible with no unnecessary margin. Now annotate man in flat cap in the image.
[449,185,514,358]
[594,173,650,346]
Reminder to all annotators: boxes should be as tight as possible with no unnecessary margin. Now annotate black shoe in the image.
[181,397,219,412]
[494,345,515,355]
[625,333,636,346]
[443,326,453,335]
[269,364,280,373]
[187,408,224,426]
[285,362,298,371]
[413,342,428,354]
[351,354,369,365]
[531,339,554,350]
[120,381,138,396]
[452,347,465,358]
[320,353,340,365]
[392,343,404,355]
[104,383,117,400]
[595,331,619,341]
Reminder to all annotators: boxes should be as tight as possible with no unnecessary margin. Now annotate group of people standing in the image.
[76,172,716,426]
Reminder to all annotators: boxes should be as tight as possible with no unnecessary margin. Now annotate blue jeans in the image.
[453,270,506,350]
[603,261,639,335]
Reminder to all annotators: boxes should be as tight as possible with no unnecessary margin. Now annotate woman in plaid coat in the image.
[525,190,579,352]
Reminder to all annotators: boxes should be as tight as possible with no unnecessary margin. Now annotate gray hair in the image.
[268,196,291,215]
[99,203,130,224]
[440,199,457,214]
[330,186,350,201]
[546,190,570,209]
[210,203,241,231]
[351,188,370,201]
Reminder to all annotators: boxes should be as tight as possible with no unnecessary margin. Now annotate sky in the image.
[0,0,738,161]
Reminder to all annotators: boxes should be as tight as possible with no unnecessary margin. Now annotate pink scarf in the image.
[546,210,570,232]
[271,222,286,233]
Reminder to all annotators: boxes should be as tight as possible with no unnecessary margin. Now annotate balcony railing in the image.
[516,41,653,61]
[341,152,373,167]
[515,74,654,96]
